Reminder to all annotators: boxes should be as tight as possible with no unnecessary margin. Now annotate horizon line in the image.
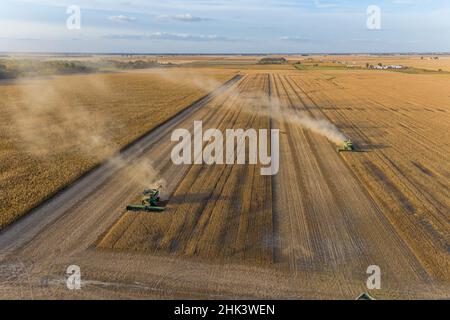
[1,51,450,56]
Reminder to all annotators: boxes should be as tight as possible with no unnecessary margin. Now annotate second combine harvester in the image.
[337,139,356,152]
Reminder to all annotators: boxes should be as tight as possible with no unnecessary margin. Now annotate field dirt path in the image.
[0,72,448,300]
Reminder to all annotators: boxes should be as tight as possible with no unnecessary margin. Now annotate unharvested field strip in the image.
[289,72,449,281]
[285,75,437,277]
[301,74,449,192]
[299,75,450,231]
[297,76,447,210]
[308,72,449,161]
[344,79,449,160]
[292,74,444,199]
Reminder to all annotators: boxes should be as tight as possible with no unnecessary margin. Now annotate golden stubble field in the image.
[98,74,274,264]
[0,56,449,299]
[0,68,236,229]
[99,66,449,291]
[293,69,450,281]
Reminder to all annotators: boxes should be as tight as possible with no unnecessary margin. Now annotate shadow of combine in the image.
[358,143,390,151]
[164,193,232,205]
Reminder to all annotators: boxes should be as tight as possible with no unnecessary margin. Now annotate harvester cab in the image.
[142,188,161,206]
[126,185,165,212]
[337,140,355,152]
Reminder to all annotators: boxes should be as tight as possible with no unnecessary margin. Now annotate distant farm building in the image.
[368,64,405,70]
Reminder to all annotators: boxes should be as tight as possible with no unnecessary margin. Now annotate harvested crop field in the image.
[99,74,274,264]
[289,70,450,281]
[0,68,236,229]
[0,63,449,300]
[94,70,449,297]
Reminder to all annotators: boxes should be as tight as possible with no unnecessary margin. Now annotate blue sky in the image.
[1,0,449,53]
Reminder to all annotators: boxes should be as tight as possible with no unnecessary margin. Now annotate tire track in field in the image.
[179,74,272,262]
[100,75,254,251]
[160,75,259,255]
[278,73,364,273]
[271,74,313,275]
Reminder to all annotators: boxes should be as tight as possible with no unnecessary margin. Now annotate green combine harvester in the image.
[126,186,165,212]
[337,139,355,152]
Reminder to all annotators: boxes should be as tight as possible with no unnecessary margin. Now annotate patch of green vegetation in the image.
[107,59,170,69]
[258,57,287,65]
[294,63,360,71]
[0,59,96,79]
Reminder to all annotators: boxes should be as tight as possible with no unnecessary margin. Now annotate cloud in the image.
[103,32,234,42]
[280,36,311,42]
[155,13,209,22]
[313,0,337,9]
[108,15,137,22]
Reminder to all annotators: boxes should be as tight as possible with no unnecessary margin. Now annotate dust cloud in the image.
[150,68,224,93]
[262,95,348,145]
[5,70,346,196]
[5,75,165,190]
[152,70,348,146]
[217,84,348,146]
[108,156,167,198]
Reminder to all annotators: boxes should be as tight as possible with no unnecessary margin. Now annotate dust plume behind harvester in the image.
[126,185,165,212]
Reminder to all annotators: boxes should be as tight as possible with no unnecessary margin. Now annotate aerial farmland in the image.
[0,0,449,304]
[0,54,449,300]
